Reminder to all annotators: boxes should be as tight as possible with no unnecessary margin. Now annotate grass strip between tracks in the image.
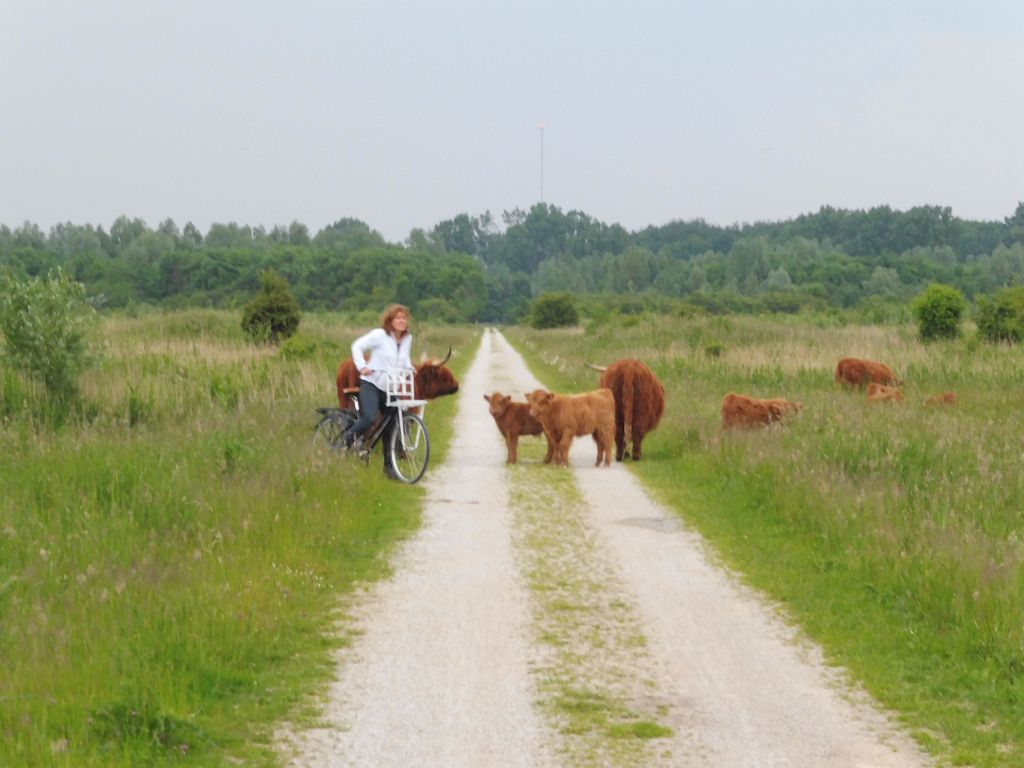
[507,439,676,767]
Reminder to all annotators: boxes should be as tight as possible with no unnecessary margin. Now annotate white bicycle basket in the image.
[385,370,427,409]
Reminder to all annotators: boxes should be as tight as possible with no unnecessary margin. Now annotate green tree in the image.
[863,266,901,297]
[241,269,301,342]
[0,268,100,405]
[287,221,311,246]
[911,283,967,341]
[530,292,578,329]
[109,216,148,255]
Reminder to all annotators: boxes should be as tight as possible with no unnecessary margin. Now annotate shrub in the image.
[0,268,100,405]
[910,283,967,341]
[530,292,579,329]
[241,270,300,342]
[976,286,1024,343]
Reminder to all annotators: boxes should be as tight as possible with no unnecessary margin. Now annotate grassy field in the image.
[0,310,477,767]
[506,313,1023,768]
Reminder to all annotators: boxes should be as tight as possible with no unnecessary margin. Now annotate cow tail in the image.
[621,371,635,450]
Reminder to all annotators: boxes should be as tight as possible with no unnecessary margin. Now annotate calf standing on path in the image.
[484,391,552,464]
[526,388,615,467]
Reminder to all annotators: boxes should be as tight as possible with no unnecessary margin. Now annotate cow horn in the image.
[584,361,608,372]
[439,345,452,366]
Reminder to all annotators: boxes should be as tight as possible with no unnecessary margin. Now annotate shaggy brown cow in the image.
[526,388,615,467]
[484,391,552,464]
[925,391,957,406]
[866,383,903,402]
[585,359,665,461]
[835,357,899,388]
[721,393,802,429]
[336,347,459,410]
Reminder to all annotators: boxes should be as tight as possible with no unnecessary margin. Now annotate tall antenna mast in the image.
[539,121,545,203]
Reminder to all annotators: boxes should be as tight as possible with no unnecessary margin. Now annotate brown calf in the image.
[484,391,551,464]
[925,391,957,406]
[721,393,802,429]
[866,383,904,402]
[526,388,615,467]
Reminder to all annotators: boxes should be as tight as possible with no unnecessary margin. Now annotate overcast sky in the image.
[3,1,1022,242]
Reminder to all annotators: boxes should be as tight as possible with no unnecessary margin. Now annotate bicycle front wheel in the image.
[388,412,430,483]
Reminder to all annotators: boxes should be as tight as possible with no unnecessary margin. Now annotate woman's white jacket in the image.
[351,328,414,391]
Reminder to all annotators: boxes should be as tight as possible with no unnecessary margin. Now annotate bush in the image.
[530,292,579,329]
[976,286,1024,343]
[241,270,300,342]
[0,268,100,405]
[910,283,966,341]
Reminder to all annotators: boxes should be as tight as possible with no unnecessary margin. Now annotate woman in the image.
[348,304,414,478]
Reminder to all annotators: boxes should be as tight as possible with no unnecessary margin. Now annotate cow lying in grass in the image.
[835,357,899,388]
[925,391,957,406]
[526,388,615,467]
[484,391,551,464]
[721,393,802,429]
[867,383,903,402]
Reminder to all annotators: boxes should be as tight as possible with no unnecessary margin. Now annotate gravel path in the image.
[281,328,931,767]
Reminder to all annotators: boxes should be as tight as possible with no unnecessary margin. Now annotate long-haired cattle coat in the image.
[835,357,899,388]
[586,359,666,461]
[721,393,802,429]
[526,388,615,467]
[336,348,459,410]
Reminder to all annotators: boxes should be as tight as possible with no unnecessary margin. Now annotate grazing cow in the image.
[925,391,957,406]
[721,393,803,430]
[866,383,903,402]
[336,347,459,410]
[526,388,615,467]
[484,391,552,464]
[835,357,899,388]
[585,359,666,461]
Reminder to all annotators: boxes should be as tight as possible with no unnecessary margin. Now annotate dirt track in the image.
[281,328,931,767]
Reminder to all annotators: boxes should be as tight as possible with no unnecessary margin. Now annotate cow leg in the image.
[632,431,644,461]
[506,432,517,464]
[557,435,573,466]
[615,428,626,461]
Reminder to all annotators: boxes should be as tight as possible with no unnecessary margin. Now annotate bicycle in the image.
[313,369,431,484]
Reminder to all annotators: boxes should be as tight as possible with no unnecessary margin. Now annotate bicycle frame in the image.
[316,369,431,483]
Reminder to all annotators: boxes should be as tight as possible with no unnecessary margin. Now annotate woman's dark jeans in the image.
[352,379,396,469]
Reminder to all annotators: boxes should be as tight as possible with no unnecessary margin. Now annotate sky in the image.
[2,1,1022,243]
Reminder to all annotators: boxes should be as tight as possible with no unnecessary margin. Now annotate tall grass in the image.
[507,313,1023,767]
[0,309,477,766]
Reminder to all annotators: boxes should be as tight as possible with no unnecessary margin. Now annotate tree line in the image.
[2,202,1023,322]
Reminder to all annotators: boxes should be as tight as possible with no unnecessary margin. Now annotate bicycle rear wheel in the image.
[313,410,354,452]
[387,412,430,483]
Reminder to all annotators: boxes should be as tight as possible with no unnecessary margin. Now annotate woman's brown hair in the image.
[380,304,411,339]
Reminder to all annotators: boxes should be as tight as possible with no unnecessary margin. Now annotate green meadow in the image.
[0,310,476,766]
[4,308,1022,767]
[507,314,1023,767]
